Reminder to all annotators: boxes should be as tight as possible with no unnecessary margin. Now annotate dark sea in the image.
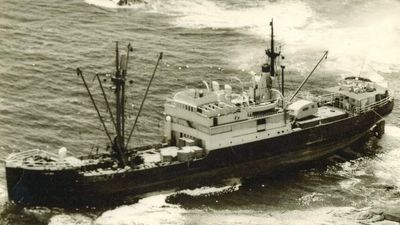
[0,0,400,224]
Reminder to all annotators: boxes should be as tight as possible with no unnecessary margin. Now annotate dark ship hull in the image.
[5,100,393,206]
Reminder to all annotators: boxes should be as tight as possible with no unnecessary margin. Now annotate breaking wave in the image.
[84,0,149,9]
[83,0,400,74]
[48,214,92,225]
[182,207,387,225]
[156,0,312,33]
[324,125,400,207]
[94,182,241,225]
[95,194,184,225]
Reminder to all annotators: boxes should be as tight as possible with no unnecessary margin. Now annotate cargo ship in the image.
[5,21,394,206]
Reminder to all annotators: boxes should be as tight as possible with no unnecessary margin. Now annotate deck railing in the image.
[317,93,336,106]
[7,149,56,161]
[354,96,392,114]
[6,149,80,170]
[317,92,392,115]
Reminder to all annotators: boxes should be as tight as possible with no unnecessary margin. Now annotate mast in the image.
[263,19,280,77]
[112,42,128,166]
[77,43,162,167]
[280,65,285,96]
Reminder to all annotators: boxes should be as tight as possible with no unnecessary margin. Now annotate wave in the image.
[155,0,312,32]
[183,206,385,225]
[322,125,400,209]
[95,181,241,225]
[294,0,400,74]
[84,0,148,9]
[95,194,184,225]
[372,125,400,188]
[48,214,93,225]
[176,184,241,197]
[82,0,400,74]
[0,184,7,205]
[162,0,400,74]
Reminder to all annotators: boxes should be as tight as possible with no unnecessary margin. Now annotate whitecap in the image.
[184,207,365,225]
[95,194,184,225]
[84,0,147,9]
[150,0,312,34]
[177,183,241,197]
[48,214,93,225]
[384,125,400,139]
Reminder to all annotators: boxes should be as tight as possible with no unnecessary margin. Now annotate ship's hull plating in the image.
[5,101,393,206]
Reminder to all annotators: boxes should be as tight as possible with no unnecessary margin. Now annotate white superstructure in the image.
[163,73,291,152]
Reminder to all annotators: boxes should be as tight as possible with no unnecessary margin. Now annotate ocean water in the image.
[0,0,400,224]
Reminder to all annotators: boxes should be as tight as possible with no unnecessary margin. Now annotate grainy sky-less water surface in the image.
[0,0,400,224]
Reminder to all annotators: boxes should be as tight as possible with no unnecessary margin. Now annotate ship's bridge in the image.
[163,78,289,151]
[164,86,244,126]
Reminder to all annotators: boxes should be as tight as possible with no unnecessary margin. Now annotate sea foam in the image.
[95,194,184,225]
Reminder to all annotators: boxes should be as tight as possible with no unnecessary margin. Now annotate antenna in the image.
[264,19,281,77]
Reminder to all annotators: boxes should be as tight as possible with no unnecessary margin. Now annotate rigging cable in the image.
[125,52,163,149]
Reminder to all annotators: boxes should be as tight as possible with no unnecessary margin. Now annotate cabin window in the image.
[257,118,266,125]
[213,117,218,126]
[302,107,309,111]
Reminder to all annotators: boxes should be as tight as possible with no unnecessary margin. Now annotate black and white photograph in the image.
[0,0,399,224]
